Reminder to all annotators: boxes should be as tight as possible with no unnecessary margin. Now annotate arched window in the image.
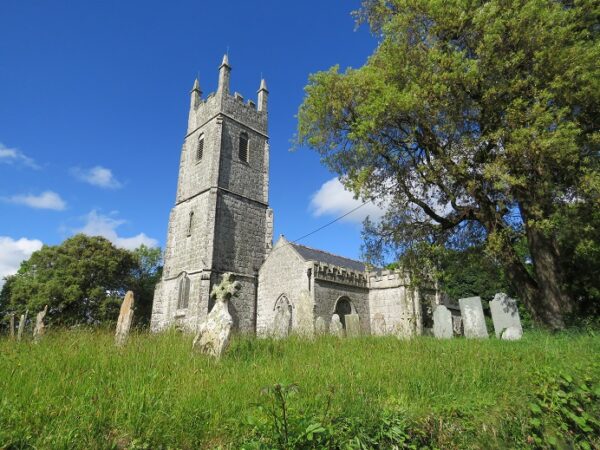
[238,132,249,163]
[334,296,353,329]
[187,211,194,237]
[196,134,204,162]
[177,274,190,309]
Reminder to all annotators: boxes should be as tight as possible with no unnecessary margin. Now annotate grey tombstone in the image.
[452,315,463,336]
[458,297,488,339]
[9,313,15,339]
[314,316,327,335]
[33,305,48,343]
[489,293,523,339]
[115,291,135,346]
[193,273,239,358]
[295,291,315,337]
[371,313,387,336]
[272,296,292,339]
[345,314,361,337]
[17,310,28,342]
[501,326,523,340]
[329,314,344,337]
[433,305,453,339]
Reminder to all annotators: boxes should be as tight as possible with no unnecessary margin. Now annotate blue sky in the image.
[0,0,384,281]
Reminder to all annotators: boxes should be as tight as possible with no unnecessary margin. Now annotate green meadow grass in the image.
[1,329,598,449]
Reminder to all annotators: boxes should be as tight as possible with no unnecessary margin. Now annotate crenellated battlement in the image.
[367,269,411,289]
[312,262,368,287]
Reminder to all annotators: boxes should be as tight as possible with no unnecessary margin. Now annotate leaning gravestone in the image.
[345,314,361,337]
[329,314,344,337]
[115,291,135,346]
[459,297,488,339]
[433,305,453,339]
[193,273,240,358]
[17,310,28,342]
[9,313,15,339]
[272,296,292,339]
[489,293,523,339]
[371,313,386,336]
[314,316,327,335]
[33,305,48,343]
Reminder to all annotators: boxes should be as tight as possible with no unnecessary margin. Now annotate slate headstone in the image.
[371,313,386,336]
[433,305,453,339]
[459,296,488,339]
[329,314,344,337]
[115,291,135,346]
[345,313,361,337]
[489,293,522,339]
[33,305,48,343]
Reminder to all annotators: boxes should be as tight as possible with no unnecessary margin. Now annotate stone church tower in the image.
[151,55,273,333]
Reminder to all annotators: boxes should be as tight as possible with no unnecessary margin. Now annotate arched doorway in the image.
[334,296,354,328]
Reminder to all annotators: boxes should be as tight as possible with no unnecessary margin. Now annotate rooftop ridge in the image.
[290,242,366,271]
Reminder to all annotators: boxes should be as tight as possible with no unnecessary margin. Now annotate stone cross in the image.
[17,310,28,342]
[432,305,453,339]
[459,296,488,339]
[9,313,15,339]
[371,313,387,336]
[489,293,523,340]
[115,291,135,346]
[345,314,361,337]
[193,272,240,358]
[33,305,48,343]
[329,314,344,337]
[314,316,327,335]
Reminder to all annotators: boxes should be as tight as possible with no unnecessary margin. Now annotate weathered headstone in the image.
[314,316,327,335]
[345,314,360,337]
[272,296,292,339]
[371,313,386,336]
[489,293,523,339]
[329,314,344,337]
[501,326,523,341]
[115,291,135,346]
[432,305,453,339]
[458,296,488,339]
[193,273,240,358]
[33,305,48,343]
[9,313,15,339]
[452,315,463,336]
[17,310,28,342]
[295,290,315,337]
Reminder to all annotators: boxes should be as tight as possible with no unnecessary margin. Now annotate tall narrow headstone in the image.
[433,305,453,339]
[345,314,360,337]
[295,291,314,337]
[329,314,344,337]
[193,273,239,358]
[371,313,386,336]
[314,316,327,335]
[17,310,28,342]
[33,305,48,343]
[489,293,523,339]
[452,315,463,336]
[115,291,135,346]
[458,297,488,339]
[9,313,15,339]
[272,296,292,339]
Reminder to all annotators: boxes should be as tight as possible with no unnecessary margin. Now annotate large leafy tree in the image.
[0,234,162,327]
[297,0,599,329]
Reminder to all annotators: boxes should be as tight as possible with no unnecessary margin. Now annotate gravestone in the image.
[329,314,344,337]
[452,315,463,336]
[33,305,48,343]
[432,305,453,339]
[371,313,386,336]
[17,310,28,342]
[345,314,360,337]
[295,291,315,337]
[272,296,292,339]
[489,293,523,339]
[193,273,239,358]
[115,291,135,346]
[314,316,327,335]
[458,297,488,339]
[9,313,15,339]
[501,326,523,341]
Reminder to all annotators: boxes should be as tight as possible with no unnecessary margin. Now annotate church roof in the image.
[290,243,366,272]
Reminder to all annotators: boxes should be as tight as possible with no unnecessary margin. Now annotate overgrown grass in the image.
[1,329,599,449]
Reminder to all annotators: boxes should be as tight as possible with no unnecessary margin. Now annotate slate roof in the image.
[290,243,366,272]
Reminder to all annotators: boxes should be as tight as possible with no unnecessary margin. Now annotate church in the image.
[150,56,428,337]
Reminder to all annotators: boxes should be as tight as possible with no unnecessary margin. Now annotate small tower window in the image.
[187,211,194,237]
[196,134,204,162]
[177,274,190,309]
[239,132,249,163]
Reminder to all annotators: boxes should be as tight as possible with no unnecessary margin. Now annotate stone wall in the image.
[313,279,370,334]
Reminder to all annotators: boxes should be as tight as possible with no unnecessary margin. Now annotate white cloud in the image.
[4,191,67,210]
[310,177,386,224]
[71,166,122,189]
[0,143,40,169]
[0,236,43,288]
[76,210,158,250]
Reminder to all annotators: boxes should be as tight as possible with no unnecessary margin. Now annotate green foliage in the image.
[127,244,163,327]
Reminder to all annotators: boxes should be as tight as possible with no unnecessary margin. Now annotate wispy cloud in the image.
[4,191,67,210]
[75,210,158,250]
[71,166,122,189]
[310,177,386,224]
[0,143,40,169]
[0,236,43,288]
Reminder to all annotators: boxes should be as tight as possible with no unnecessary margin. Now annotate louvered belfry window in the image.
[239,132,249,163]
[196,134,204,161]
